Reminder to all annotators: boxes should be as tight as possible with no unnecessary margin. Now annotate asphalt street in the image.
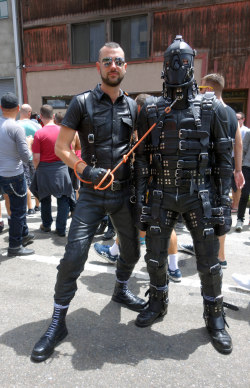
[0,199,249,388]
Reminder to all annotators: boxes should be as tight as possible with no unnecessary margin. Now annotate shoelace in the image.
[45,308,63,338]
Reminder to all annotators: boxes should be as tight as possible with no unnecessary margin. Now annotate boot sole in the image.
[112,296,146,312]
[30,329,68,363]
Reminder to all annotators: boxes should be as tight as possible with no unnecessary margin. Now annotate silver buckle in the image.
[177,160,183,168]
[175,169,181,178]
[111,181,119,191]
[179,140,186,150]
[175,178,181,186]
[153,190,163,199]
[198,189,209,199]
[199,152,208,160]
[179,129,185,139]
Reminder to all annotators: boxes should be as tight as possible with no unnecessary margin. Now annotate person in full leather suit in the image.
[134,36,233,354]
[31,42,146,362]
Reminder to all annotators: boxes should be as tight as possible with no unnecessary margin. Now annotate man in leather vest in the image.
[31,42,146,362]
[134,36,233,354]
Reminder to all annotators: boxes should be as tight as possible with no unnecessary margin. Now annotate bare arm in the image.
[55,125,86,174]
[233,125,245,189]
[33,153,40,169]
[74,132,81,151]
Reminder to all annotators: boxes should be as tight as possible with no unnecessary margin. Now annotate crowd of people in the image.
[0,38,249,364]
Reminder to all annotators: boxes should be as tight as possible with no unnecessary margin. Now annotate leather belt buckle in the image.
[199,152,208,160]
[177,160,184,168]
[88,134,94,143]
[111,180,120,191]
[179,140,186,150]
[175,169,182,178]
[179,129,185,139]
[198,189,209,199]
[149,226,161,234]
[153,189,163,199]
[175,178,181,186]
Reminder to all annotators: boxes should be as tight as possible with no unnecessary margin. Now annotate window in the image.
[42,96,73,109]
[0,78,15,116]
[72,21,105,64]
[0,0,8,18]
[112,15,148,60]
[223,90,248,116]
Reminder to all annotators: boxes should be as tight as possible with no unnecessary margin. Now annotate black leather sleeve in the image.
[210,100,233,235]
[134,104,151,230]
[61,94,85,131]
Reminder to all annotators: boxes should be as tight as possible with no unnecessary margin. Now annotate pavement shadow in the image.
[0,303,210,369]
[224,301,250,325]
[177,255,197,277]
[80,272,148,297]
[0,251,14,264]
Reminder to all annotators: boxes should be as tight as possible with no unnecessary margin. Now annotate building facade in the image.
[19,0,250,124]
[0,0,23,113]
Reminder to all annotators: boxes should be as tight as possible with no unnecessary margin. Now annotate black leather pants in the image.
[54,186,140,305]
[145,189,221,296]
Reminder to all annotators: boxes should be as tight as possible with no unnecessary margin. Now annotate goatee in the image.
[101,73,124,87]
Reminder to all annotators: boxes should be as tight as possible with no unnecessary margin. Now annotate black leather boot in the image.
[203,297,232,354]
[135,285,169,327]
[31,307,68,362]
[112,281,146,312]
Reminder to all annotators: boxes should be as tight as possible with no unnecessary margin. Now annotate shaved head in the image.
[20,104,32,118]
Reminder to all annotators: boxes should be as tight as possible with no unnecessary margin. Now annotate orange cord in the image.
[74,104,172,191]
[73,159,114,190]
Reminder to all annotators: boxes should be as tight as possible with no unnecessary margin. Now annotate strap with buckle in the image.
[175,169,197,179]
[203,227,214,239]
[179,129,209,140]
[199,190,212,218]
[151,190,163,220]
[149,225,161,234]
[110,179,130,191]
[179,140,203,151]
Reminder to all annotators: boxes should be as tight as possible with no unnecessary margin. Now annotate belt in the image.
[155,177,205,187]
[80,179,130,191]
[110,179,131,191]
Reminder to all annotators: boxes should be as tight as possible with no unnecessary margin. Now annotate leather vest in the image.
[147,95,211,190]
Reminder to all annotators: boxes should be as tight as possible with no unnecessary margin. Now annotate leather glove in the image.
[214,206,232,236]
[81,166,108,186]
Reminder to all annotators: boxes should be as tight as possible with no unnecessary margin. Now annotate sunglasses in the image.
[101,57,125,67]
[199,85,214,90]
